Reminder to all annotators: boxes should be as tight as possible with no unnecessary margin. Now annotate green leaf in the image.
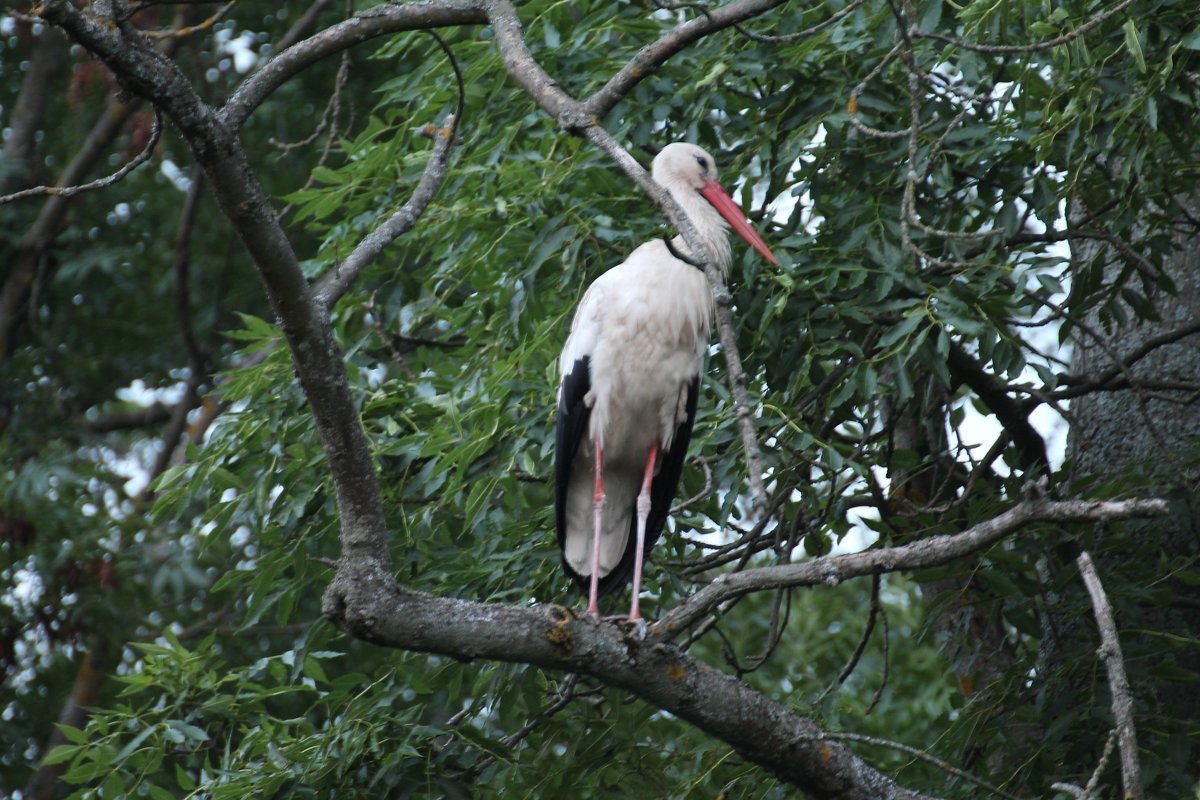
[114,724,158,762]
[55,724,89,745]
[147,784,176,800]
[166,720,210,743]
[1124,19,1146,73]
[42,744,82,766]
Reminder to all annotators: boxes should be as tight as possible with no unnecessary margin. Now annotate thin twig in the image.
[864,601,889,714]
[670,456,715,513]
[174,166,210,382]
[471,674,580,773]
[1012,279,1172,454]
[1050,726,1118,799]
[0,110,163,206]
[913,0,1135,55]
[815,573,880,704]
[1055,318,1200,396]
[270,50,351,154]
[144,0,237,39]
[272,0,335,54]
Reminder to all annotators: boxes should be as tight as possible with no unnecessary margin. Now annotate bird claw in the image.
[616,616,649,640]
[586,614,648,638]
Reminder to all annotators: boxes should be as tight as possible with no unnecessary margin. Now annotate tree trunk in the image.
[1066,202,1200,730]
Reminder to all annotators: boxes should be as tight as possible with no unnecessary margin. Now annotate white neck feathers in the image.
[668,185,730,272]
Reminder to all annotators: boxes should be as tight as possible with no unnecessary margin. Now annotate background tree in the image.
[1,0,1195,797]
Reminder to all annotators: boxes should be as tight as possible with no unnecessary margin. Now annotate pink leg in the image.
[586,439,604,617]
[628,442,659,622]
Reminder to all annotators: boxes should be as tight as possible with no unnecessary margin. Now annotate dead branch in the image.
[1076,551,1143,800]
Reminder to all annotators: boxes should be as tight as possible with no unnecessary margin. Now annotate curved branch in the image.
[38,0,392,568]
[221,0,486,130]
[312,116,459,309]
[651,494,1169,638]
[311,31,464,308]
[733,0,865,44]
[583,0,787,120]
[0,108,161,205]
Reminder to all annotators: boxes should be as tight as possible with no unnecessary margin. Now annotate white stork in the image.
[555,142,777,622]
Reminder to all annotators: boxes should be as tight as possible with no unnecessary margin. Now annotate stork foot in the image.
[614,616,650,640]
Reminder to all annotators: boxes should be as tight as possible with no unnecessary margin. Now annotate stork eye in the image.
[694,155,708,170]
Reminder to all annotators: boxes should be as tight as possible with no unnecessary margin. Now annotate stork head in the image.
[651,143,777,265]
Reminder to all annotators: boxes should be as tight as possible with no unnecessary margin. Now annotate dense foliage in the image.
[3,0,1199,796]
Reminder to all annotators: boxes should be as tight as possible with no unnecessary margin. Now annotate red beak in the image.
[699,180,778,265]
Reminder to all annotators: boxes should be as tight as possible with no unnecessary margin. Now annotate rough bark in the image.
[1066,195,1200,722]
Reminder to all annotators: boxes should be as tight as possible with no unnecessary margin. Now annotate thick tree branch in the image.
[322,567,936,800]
[945,341,1048,473]
[651,495,1169,637]
[38,0,392,572]
[1076,551,1143,800]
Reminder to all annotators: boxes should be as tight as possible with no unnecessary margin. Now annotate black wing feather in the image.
[555,356,592,583]
[591,375,700,599]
